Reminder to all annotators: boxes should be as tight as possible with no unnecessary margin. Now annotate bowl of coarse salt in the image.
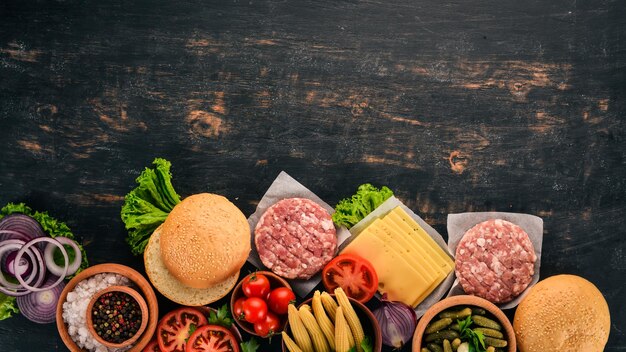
[56,263,158,352]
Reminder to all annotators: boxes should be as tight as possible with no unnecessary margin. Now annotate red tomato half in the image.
[322,254,379,303]
[241,273,271,298]
[267,287,295,315]
[142,337,161,352]
[185,324,240,352]
[157,307,209,352]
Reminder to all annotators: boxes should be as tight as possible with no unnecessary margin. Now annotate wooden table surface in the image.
[1,0,624,351]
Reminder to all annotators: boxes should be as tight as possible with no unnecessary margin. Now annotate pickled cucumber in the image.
[425,318,453,334]
[474,327,504,338]
[443,339,453,352]
[472,315,502,331]
[424,330,460,343]
[484,337,508,348]
[427,343,444,352]
[439,307,472,320]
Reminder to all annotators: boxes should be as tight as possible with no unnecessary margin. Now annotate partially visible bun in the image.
[144,226,238,306]
[159,193,250,289]
[514,274,610,352]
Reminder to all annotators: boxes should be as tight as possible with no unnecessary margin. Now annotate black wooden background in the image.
[1,0,624,351]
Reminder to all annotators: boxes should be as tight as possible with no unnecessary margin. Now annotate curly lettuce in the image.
[332,184,393,228]
[0,202,89,320]
[121,158,181,255]
[0,294,18,321]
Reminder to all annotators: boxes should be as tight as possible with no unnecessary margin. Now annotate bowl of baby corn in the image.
[282,287,382,352]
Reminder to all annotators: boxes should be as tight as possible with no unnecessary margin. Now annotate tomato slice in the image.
[142,337,161,352]
[158,307,209,352]
[185,324,240,352]
[322,254,379,303]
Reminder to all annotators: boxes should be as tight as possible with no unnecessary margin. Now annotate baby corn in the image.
[334,306,353,352]
[288,304,314,352]
[299,305,330,352]
[312,291,335,350]
[282,331,305,352]
[320,291,338,321]
[334,287,365,352]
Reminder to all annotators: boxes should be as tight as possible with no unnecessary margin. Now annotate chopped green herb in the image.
[457,316,487,352]
[240,338,260,352]
[209,304,234,328]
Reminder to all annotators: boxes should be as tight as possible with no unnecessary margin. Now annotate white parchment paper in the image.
[446,212,544,309]
[246,171,351,298]
[343,196,456,319]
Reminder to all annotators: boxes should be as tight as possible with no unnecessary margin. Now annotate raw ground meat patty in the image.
[455,219,537,303]
[255,198,337,279]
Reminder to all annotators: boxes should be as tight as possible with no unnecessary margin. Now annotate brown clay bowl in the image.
[281,294,383,352]
[56,263,159,352]
[229,271,291,337]
[86,285,149,348]
[412,295,516,352]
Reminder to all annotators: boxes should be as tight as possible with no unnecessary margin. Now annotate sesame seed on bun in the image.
[157,193,250,289]
[513,274,610,352]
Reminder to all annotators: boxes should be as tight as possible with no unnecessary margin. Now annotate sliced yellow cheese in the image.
[341,227,429,305]
[384,213,451,275]
[388,207,454,271]
[376,216,450,307]
[370,220,439,283]
[378,217,444,278]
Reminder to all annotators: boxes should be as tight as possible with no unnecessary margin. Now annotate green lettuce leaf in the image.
[0,294,19,321]
[0,202,89,277]
[332,184,393,228]
[121,158,181,255]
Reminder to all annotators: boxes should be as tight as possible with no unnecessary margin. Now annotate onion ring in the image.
[15,237,67,292]
[0,239,44,296]
[44,237,81,277]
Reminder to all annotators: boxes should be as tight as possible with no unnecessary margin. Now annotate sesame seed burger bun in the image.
[159,193,250,289]
[513,274,610,352]
[144,225,238,306]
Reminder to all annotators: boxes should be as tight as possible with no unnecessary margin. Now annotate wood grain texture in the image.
[1,0,625,351]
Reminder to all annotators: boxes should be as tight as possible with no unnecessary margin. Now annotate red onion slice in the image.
[15,237,66,292]
[44,237,81,277]
[0,239,44,296]
[0,229,31,244]
[5,250,33,278]
[0,214,45,242]
[16,278,65,324]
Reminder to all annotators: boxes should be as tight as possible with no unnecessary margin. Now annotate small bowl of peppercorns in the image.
[86,285,149,349]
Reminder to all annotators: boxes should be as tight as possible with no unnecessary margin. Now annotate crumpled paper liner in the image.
[246,171,351,298]
[343,196,456,319]
[446,212,543,309]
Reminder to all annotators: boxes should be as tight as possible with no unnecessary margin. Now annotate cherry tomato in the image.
[322,253,379,303]
[233,297,246,321]
[267,287,296,315]
[242,297,268,323]
[253,311,282,338]
[157,307,208,352]
[142,337,161,352]
[241,272,271,298]
[185,324,239,352]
